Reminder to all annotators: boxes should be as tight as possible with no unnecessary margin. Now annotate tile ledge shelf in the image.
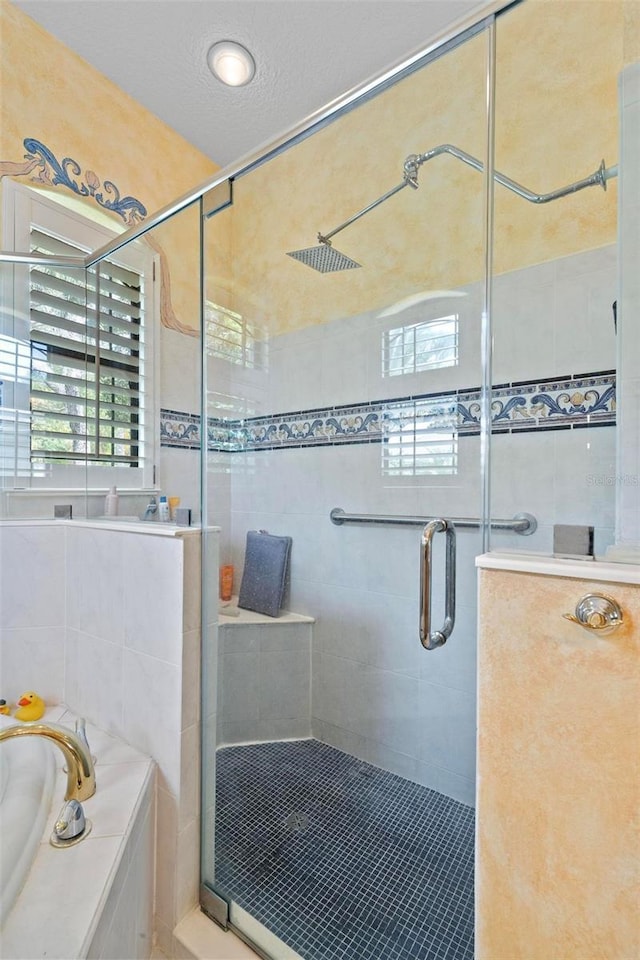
[0,518,219,537]
[476,551,640,585]
[219,597,315,625]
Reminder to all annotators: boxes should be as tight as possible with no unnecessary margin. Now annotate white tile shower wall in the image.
[223,245,617,806]
[64,526,184,745]
[259,245,614,414]
[229,440,481,807]
[265,287,484,413]
[492,245,617,386]
[490,426,616,557]
[204,353,248,564]
[61,524,208,944]
[0,523,66,703]
[0,624,65,705]
[616,61,640,551]
[161,447,201,525]
[161,328,200,417]
[490,244,617,557]
[159,325,203,526]
[206,454,232,563]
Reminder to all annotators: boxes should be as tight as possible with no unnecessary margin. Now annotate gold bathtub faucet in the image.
[0,721,96,801]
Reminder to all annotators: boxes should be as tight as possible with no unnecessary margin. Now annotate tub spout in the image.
[0,721,96,801]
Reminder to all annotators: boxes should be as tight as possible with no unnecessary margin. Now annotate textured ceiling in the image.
[13,0,482,167]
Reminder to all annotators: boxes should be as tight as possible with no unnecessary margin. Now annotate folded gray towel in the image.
[238,530,292,617]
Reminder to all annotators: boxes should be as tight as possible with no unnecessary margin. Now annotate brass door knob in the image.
[563,593,623,634]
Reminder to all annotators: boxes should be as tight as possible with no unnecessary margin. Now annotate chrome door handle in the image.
[420,518,456,650]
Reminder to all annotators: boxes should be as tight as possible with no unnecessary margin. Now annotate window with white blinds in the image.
[29,229,147,472]
[205,299,266,370]
[2,183,156,488]
[383,398,458,477]
[382,315,459,378]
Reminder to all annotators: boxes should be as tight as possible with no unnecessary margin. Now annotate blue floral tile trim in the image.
[491,372,615,430]
[160,409,201,449]
[160,371,615,452]
[240,406,384,450]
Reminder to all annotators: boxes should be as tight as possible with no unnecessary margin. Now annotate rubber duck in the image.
[0,699,10,716]
[14,691,45,722]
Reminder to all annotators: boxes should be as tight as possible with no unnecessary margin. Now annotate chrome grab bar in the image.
[330,507,536,534]
[420,519,456,650]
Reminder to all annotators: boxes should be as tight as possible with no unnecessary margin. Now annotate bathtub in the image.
[0,715,56,925]
[0,708,155,959]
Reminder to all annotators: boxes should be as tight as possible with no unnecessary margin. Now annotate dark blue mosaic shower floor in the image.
[215,739,475,960]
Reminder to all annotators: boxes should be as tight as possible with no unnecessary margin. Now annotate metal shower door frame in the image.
[195,6,505,959]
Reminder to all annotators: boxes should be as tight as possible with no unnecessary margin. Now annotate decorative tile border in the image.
[160,409,201,450]
[491,372,616,432]
[160,371,615,453]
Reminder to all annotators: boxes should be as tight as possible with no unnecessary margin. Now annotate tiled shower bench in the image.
[217,601,315,745]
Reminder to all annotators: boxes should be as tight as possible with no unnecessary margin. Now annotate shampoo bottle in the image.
[158,495,170,522]
[220,564,234,601]
[105,485,119,517]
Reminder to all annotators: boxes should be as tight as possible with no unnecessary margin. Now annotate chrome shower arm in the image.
[409,143,617,204]
[316,142,618,248]
[318,177,416,245]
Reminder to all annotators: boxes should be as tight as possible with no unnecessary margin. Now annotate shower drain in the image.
[285,811,309,833]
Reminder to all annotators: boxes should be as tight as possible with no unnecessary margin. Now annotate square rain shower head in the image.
[286,243,361,273]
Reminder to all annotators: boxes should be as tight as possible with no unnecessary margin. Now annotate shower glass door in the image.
[201,20,495,960]
[489,0,629,562]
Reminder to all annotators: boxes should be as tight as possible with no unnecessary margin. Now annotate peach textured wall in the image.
[0,1,217,333]
[476,567,639,959]
[0,1,216,221]
[493,0,622,275]
[219,0,625,337]
[3,0,627,341]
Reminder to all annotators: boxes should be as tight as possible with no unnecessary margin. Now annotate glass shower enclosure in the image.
[198,0,631,956]
[200,21,492,960]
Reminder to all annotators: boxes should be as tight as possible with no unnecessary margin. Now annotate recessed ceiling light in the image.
[207,41,255,87]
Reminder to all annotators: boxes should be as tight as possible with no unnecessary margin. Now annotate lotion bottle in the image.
[220,564,234,601]
[158,495,170,522]
[105,485,119,517]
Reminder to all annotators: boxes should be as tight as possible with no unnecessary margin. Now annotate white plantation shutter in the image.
[29,227,146,468]
[383,398,458,476]
[0,333,31,478]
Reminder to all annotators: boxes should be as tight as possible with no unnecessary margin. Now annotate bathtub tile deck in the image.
[215,739,474,960]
